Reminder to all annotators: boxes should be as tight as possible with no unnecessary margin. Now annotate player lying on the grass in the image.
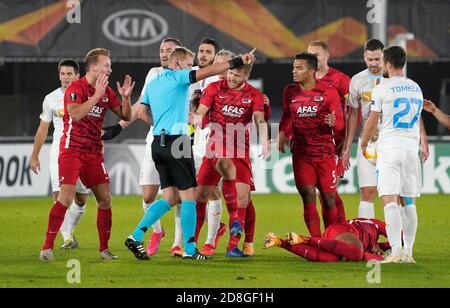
[423,99,450,129]
[264,218,391,262]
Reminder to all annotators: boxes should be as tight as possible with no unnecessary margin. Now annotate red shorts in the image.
[292,156,337,193]
[59,151,109,188]
[197,157,255,191]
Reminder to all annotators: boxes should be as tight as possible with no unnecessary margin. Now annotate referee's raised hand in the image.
[242,48,256,65]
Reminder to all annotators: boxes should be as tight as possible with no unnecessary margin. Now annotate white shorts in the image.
[139,133,160,186]
[357,139,378,188]
[376,148,421,198]
[192,127,210,174]
[49,153,89,194]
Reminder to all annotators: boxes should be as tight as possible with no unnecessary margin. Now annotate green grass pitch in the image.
[0,194,449,288]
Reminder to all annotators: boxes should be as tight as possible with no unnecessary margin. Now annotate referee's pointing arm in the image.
[194,48,256,83]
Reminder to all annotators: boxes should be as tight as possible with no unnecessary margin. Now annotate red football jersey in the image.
[347,218,387,253]
[318,66,350,107]
[318,67,350,150]
[200,80,264,158]
[61,77,121,154]
[280,81,344,161]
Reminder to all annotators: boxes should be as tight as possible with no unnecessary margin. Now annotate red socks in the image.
[303,202,321,237]
[194,201,207,243]
[222,179,238,222]
[334,193,346,223]
[97,208,112,252]
[244,201,255,243]
[323,206,338,228]
[42,201,68,250]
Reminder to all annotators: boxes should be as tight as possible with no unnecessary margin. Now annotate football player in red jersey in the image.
[308,40,351,223]
[264,218,389,262]
[39,48,134,261]
[194,62,269,257]
[279,53,344,237]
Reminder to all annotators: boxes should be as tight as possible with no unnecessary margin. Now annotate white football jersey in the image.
[348,69,385,129]
[39,87,65,153]
[188,65,220,100]
[371,76,423,152]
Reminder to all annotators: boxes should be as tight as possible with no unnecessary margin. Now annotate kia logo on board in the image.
[102,9,168,46]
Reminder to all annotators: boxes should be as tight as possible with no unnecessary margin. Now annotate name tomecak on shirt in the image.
[389,84,422,94]
[176,292,274,305]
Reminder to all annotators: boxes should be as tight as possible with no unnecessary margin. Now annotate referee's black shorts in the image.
[151,134,197,190]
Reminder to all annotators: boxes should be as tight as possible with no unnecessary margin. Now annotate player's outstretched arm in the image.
[30,120,50,174]
[102,100,147,140]
[423,99,450,129]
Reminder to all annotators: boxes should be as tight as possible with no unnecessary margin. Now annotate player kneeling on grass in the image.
[264,218,390,262]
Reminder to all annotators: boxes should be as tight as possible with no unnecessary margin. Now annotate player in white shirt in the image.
[30,60,88,249]
[361,46,422,263]
[102,38,184,257]
[344,39,429,220]
[343,39,386,218]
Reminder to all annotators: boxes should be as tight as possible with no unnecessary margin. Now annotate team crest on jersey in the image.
[313,96,323,102]
[70,93,77,101]
[102,97,109,103]
[241,98,252,104]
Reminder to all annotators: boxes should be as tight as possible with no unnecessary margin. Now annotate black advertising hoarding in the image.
[0,0,449,62]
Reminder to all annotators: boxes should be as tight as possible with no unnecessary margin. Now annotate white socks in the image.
[60,201,86,241]
[172,204,183,248]
[142,200,163,233]
[384,202,403,256]
[205,199,223,245]
[400,205,418,256]
[358,201,375,219]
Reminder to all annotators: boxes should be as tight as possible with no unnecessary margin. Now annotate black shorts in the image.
[151,135,197,190]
